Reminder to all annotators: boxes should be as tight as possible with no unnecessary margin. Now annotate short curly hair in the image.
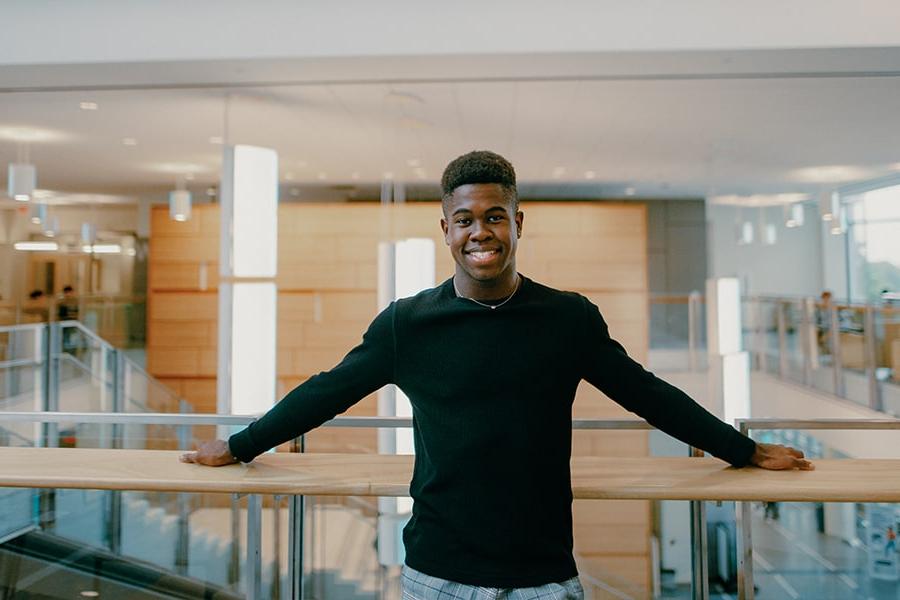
[441,150,518,210]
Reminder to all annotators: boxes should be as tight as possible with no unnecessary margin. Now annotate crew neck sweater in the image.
[228,276,756,587]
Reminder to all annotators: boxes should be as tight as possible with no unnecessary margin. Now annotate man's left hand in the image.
[750,442,814,470]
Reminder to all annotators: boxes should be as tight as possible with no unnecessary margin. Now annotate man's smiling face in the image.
[441,183,523,291]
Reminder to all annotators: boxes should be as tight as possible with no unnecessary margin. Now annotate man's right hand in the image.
[180,439,239,467]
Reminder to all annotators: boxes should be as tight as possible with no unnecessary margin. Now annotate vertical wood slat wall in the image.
[148,201,651,594]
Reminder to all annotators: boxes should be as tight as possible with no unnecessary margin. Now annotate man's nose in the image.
[469,220,492,240]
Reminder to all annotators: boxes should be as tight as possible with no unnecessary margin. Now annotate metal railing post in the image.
[229,493,241,588]
[829,305,844,397]
[801,298,814,384]
[863,305,882,411]
[688,447,709,600]
[272,495,282,600]
[39,323,60,532]
[688,291,701,372]
[175,402,192,577]
[246,494,263,600]
[43,323,61,445]
[174,492,190,576]
[736,421,755,600]
[288,435,306,600]
[776,302,788,378]
[104,348,124,555]
[754,299,767,373]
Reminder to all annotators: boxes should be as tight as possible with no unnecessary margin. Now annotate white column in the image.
[217,145,278,418]
[376,238,434,566]
[706,278,750,424]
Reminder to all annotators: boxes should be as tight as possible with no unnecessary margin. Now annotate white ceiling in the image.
[1,49,900,205]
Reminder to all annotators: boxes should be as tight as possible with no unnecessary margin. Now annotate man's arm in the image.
[181,303,396,466]
[577,297,811,470]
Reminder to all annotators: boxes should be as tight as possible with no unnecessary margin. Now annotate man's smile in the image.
[465,248,502,265]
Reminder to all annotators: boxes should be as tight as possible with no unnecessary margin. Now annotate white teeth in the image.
[470,251,497,260]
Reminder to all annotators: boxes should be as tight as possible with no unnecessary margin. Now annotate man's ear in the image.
[514,211,524,239]
[440,218,450,244]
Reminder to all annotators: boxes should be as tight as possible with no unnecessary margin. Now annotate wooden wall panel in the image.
[148,200,652,593]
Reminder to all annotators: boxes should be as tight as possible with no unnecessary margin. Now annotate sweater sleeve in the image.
[578,296,756,467]
[228,303,396,463]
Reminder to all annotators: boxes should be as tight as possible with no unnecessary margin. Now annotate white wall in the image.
[707,202,824,297]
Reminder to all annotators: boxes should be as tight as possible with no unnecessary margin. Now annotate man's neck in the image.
[453,271,520,301]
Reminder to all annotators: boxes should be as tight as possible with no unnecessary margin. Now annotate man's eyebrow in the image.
[450,205,508,216]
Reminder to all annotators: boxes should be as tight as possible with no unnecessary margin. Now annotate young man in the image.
[182,150,812,599]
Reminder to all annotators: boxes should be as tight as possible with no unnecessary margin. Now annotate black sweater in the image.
[229,276,756,587]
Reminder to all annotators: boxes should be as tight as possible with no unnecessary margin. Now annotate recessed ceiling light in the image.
[383,172,394,180]
[789,165,873,184]
[0,127,67,143]
[350,172,360,180]
[79,591,100,598]
[407,158,421,168]
[122,137,137,146]
[551,167,566,179]
[317,172,327,180]
[624,187,636,196]
[14,241,58,251]
[155,162,206,174]
[584,171,596,180]
[208,136,224,145]
[79,102,99,111]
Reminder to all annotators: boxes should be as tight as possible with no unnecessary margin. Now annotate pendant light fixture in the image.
[8,142,36,201]
[43,215,59,238]
[8,162,36,202]
[169,175,192,222]
[29,202,47,224]
[784,203,805,228]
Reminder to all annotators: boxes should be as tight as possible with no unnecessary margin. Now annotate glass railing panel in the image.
[122,359,186,415]
[80,299,146,350]
[742,427,899,599]
[0,488,248,599]
[0,364,43,414]
[55,353,111,414]
[303,494,396,600]
[745,298,781,375]
[780,300,806,384]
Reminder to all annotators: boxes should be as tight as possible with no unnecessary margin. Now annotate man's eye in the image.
[488,215,504,223]
[456,219,471,225]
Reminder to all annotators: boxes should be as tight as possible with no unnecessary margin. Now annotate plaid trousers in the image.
[401,565,584,600]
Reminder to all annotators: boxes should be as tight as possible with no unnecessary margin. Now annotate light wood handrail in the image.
[1,448,899,502]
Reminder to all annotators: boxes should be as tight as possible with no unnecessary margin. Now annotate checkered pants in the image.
[401,565,584,600]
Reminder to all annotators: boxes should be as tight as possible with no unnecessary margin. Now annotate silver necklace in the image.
[453,275,522,310]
